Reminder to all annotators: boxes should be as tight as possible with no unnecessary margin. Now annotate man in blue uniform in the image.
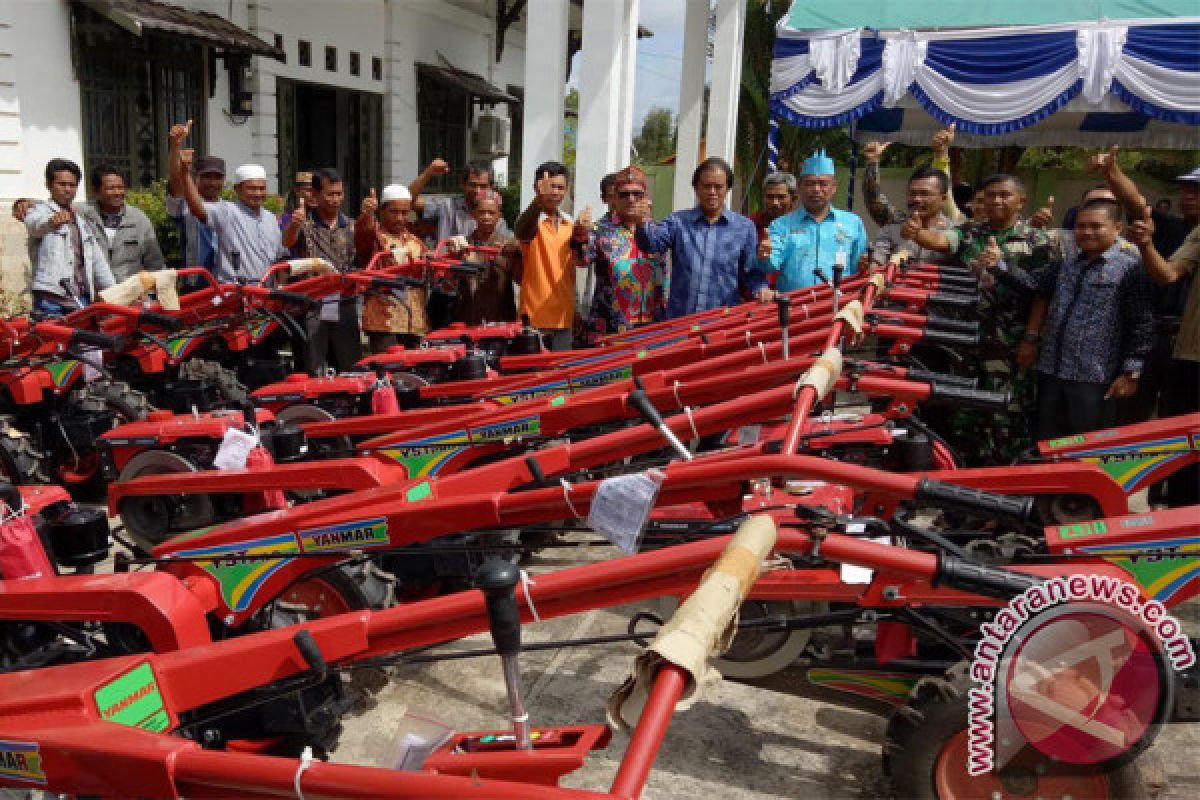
[758,150,868,294]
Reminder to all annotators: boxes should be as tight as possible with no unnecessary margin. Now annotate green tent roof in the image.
[784,1,1200,31]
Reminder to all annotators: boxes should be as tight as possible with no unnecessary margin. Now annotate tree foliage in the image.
[634,107,677,165]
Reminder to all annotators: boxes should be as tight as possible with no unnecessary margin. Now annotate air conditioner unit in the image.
[472,114,511,157]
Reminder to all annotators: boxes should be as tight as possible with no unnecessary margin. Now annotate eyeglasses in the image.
[617,190,645,199]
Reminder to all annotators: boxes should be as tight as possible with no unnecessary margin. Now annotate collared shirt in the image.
[202,199,285,282]
[81,202,165,282]
[762,206,868,291]
[573,215,666,337]
[1170,225,1200,361]
[1032,241,1154,384]
[294,211,356,322]
[423,195,512,243]
[872,213,956,266]
[518,211,575,329]
[637,207,763,318]
[166,194,217,270]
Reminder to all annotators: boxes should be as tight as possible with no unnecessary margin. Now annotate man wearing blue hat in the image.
[758,150,868,294]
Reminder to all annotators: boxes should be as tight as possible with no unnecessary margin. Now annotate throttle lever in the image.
[476,559,532,750]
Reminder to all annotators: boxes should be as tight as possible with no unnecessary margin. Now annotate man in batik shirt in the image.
[904,173,1060,464]
[572,166,665,343]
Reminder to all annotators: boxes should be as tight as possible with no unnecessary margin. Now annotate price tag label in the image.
[588,470,663,554]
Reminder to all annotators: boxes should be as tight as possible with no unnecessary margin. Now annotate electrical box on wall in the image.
[227,55,254,116]
[472,114,510,157]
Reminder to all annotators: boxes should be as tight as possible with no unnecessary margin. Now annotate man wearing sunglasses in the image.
[758,150,868,295]
[572,166,666,343]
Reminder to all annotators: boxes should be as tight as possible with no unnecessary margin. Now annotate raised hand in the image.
[428,158,450,176]
[575,204,594,230]
[756,233,772,261]
[931,123,956,156]
[49,209,73,229]
[977,236,1003,270]
[862,141,891,164]
[11,198,30,222]
[169,119,193,147]
[1030,196,1055,229]
[179,149,194,170]
[1088,145,1120,175]
[361,187,378,217]
[288,198,307,227]
[900,211,928,242]
[1127,205,1156,247]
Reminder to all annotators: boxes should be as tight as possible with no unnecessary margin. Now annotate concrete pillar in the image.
[519,0,569,209]
[672,0,710,211]
[705,0,746,171]
[575,0,638,214]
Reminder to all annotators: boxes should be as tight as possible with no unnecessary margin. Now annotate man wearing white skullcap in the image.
[181,143,285,282]
[356,182,429,353]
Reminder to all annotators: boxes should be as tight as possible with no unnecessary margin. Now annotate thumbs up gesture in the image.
[900,211,928,242]
[862,141,891,165]
[361,187,378,217]
[1030,195,1055,229]
[977,235,1003,270]
[288,197,307,229]
[573,204,594,239]
[169,119,193,147]
[931,122,956,157]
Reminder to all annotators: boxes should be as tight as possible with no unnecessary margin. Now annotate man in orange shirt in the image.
[515,161,576,350]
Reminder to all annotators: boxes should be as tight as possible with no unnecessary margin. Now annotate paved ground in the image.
[331,537,1200,799]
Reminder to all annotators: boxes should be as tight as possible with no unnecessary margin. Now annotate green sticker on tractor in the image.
[406,481,433,503]
[1046,434,1086,449]
[94,662,169,731]
[1058,520,1108,539]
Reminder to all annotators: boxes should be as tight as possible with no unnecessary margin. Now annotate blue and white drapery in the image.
[768,20,1200,148]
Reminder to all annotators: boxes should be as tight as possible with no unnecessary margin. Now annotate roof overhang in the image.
[417,62,519,104]
[78,0,285,59]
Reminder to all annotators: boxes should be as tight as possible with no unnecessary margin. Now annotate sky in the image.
[567,0,689,132]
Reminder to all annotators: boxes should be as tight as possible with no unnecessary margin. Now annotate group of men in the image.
[12,123,1198,504]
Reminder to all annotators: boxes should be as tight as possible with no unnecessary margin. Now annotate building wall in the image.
[0,0,529,292]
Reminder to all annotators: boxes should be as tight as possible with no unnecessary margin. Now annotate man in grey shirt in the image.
[871,166,958,267]
[80,164,165,282]
[409,158,511,243]
[181,160,284,283]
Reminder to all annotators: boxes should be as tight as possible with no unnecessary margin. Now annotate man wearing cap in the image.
[168,122,222,271]
[409,158,511,243]
[1104,153,1200,507]
[572,165,665,342]
[179,155,285,284]
[758,151,868,293]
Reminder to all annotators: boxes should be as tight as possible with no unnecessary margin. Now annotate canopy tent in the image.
[768,1,1200,152]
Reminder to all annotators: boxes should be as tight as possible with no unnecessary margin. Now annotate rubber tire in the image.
[180,358,250,407]
[0,424,50,485]
[68,380,153,498]
[117,450,213,552]
[646,596,820,679]
[884,671,1159,800]
[277,403,353,457]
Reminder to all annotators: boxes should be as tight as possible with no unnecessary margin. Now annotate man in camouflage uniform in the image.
[904,174,1059,465]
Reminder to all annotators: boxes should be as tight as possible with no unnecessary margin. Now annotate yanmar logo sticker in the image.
[0,740,45,784]
[93,662,170,732]
[299,518,389,552]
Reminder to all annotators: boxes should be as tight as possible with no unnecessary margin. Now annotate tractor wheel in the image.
[68,380,153,498]
[884,669,1164,800]
[117,450,214,552]
[0,424,50,485]
[277,403,353,457]
[1037,493,1104,526]
[647,596,823,679]
[180,358,250,407]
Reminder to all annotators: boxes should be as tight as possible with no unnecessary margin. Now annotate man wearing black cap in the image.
[167,122,223,270]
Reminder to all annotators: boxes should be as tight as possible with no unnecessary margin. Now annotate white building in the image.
[0,0,748,294]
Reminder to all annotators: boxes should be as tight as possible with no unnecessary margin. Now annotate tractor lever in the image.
[292,630,328,679]
[626,390,693,462]
[476,559,532,750]
[776,295,790,360]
